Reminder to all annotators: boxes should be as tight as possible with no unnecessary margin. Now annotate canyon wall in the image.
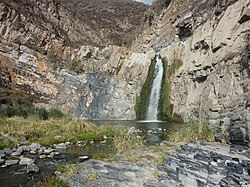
[0,0,153,120]
[133,0,250,143]
[0,0,249,143]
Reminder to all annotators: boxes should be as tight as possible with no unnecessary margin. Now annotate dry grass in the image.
[114,128,146,154]
[168,119,215,142]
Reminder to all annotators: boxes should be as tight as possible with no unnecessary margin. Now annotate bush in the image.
[0,106,64,120]
[168,119,215,142]
[38,108,49,120]
[48,108,64,118]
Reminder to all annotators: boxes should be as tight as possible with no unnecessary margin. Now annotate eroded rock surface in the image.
[58,142,250,187]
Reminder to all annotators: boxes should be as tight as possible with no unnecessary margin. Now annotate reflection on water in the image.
[92,120,182,146]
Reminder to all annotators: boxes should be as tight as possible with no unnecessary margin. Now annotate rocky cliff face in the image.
[132,0,250,144]
[0,0,249,136]
[0,0,153,119]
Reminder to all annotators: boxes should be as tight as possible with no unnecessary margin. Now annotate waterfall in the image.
[145,55,164,121]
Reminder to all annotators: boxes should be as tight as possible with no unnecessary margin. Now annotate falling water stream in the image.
[145,55,164,121]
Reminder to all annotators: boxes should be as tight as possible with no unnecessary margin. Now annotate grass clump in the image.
[34,176,70,187]
[0,117,147,150]
[58,164,78,177]
[114,128,145,154]
[168,119,215,142]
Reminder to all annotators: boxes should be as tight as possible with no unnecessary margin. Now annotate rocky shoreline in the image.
[57,141,250,187]
[0,140,89,173]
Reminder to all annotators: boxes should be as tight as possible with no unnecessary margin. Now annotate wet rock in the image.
[19,157,34,165]
[44,148,56,154]
[79,156,88,161]
[5,160,19,166]
[39,155,47,159]
[3,148,13,155]
[11,152,21,156]
[100,140,106,144]
[27,163,39,173]
[0,159,5,165]
[157,142,250,187]
[55,143,67,149]
[29,143,41,151]
[30,150,37,154]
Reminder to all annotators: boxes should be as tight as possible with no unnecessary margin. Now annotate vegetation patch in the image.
[159,57,183,122]
[34,176,71,187]
[0,117,147,150]
[167,119,216,142]
[135,57,156,120]
[0,105,64,120]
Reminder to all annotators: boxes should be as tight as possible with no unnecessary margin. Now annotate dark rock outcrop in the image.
[158,142,250,187]
[57,142,250,187]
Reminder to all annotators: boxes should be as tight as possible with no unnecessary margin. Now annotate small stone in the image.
[27,163,39,173]
[48,152,56,158]
[29,143,41,151]
[3,148,13,155]
[103,135,108,140]
[100,140,106,144]
[148,130,153,133]
[22,146,31,152]
[5,160,19,166]
[128,127,137,134]
[30,150,37,154]
[55,143,67,149]
[211,161,218,166]
[79,156,89,161]
[39,155,47,159]
[90,140,94,144]
[0,159,5,165]
[65,141,71,145]
[20,136,28,142]
[44,148,55,154]
[16,146,24,154]
[1,164,7,168]
[11,152,21,156]
[19,157,34,165]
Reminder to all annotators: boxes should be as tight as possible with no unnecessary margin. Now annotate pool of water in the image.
[0,120,181,187]
[93,120,182,146]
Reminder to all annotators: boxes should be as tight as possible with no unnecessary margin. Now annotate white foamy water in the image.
[145,55,163,121]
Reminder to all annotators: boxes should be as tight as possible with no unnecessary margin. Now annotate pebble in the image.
[19,157,34,165]
[11,152,21,156]
[100,140,106,144]
[79,156,89,161]
[5,160,19,166]
[44,148,56,154]
[3,148,13,155]
[39,155,47,159]
[29,143,41,151]
[27,163,39,173]
[55,143,67,149]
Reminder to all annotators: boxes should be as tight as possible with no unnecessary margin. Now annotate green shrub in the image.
[167,119,215,142]
[48,108,64,118]
[38,108,49,120]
